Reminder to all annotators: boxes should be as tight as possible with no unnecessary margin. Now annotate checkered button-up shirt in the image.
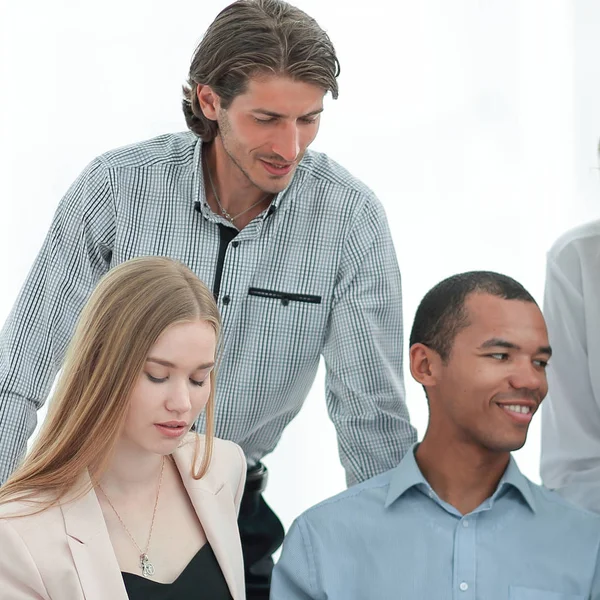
[0,132,416,485]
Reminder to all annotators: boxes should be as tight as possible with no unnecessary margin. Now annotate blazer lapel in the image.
[61,475,129,600]
[173,447,245,600]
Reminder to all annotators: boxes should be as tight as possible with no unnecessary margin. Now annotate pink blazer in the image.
[0,434,247,599]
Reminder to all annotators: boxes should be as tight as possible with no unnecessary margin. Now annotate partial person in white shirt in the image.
[541,218,600,512]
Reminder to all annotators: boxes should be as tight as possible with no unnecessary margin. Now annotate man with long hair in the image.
[0,0,415,596]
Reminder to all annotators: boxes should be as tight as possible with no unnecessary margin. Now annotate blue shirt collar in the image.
[384,444,428,508]
[385,444,536,513]
[494,454,537,513]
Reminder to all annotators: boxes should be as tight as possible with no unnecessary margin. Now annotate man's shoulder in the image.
[297,149,382,210]
[548,219,600,262]
[527,478,600,531]
[296,469,394,529]
[96,131,199,171]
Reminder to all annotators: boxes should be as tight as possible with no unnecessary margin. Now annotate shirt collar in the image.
[385,443,428,508]
[492,455,537,513]
[385,445,536,513]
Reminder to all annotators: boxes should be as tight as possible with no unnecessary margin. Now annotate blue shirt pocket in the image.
[509,586,585,600]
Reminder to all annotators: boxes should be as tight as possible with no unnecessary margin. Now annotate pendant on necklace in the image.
[140,553,155,577]
[221,207,233,222]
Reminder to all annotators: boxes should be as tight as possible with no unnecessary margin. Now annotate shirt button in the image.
[459,582,469,591]
[462,520,469,528]
[231,241,239,248]
[281,298,289,307]
[222,295,231,305]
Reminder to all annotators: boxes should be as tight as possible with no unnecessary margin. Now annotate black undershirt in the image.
[212,224,238,300]
[121,543,233,600]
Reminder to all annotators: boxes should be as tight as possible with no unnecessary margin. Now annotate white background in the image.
[1,0,600,533]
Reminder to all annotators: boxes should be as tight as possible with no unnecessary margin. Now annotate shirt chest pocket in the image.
[248,287,322,306]
[509,586,585,600]
[245,287,327,354]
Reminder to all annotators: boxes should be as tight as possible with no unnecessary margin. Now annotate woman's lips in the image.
[154,423,187,438]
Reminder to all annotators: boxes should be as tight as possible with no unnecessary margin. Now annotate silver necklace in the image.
[96,457,165,578]
[204,153,270,225]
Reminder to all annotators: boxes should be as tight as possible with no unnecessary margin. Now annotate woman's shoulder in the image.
[0,498,63,537]
[178,432,245,462]
[211,435,246,463]
[176,433,246,486]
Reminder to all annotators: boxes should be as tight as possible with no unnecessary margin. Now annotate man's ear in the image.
[409,343,442,389]
[196,84,220,121]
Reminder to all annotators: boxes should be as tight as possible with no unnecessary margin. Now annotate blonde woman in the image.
[0,257,246,599]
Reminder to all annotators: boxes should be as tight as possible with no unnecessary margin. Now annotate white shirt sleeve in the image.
[541,224,600,513]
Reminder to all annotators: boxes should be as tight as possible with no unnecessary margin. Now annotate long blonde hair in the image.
[0,257,221,509]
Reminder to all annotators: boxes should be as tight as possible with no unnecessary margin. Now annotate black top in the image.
[122,543,233,600]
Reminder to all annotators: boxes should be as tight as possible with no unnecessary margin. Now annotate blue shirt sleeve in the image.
[271,517,323,600]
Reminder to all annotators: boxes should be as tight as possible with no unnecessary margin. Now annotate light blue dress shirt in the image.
[272,445,600,600]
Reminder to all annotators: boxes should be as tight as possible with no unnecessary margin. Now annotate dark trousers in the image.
[238,463,285,600]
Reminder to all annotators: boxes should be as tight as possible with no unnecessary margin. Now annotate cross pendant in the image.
[140,553,155,578]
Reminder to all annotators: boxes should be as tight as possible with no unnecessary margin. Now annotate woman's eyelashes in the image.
[145,372,207,387]
[146,373,167,383]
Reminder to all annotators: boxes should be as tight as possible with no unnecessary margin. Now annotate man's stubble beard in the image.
[216,111,302,195]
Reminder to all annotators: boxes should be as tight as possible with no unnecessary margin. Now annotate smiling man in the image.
[0,1,415,598]
[272,271,600,600]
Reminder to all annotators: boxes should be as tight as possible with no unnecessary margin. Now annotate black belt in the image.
[245,462,268,495]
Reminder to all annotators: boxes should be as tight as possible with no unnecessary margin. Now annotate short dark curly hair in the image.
[409,271,537,362]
